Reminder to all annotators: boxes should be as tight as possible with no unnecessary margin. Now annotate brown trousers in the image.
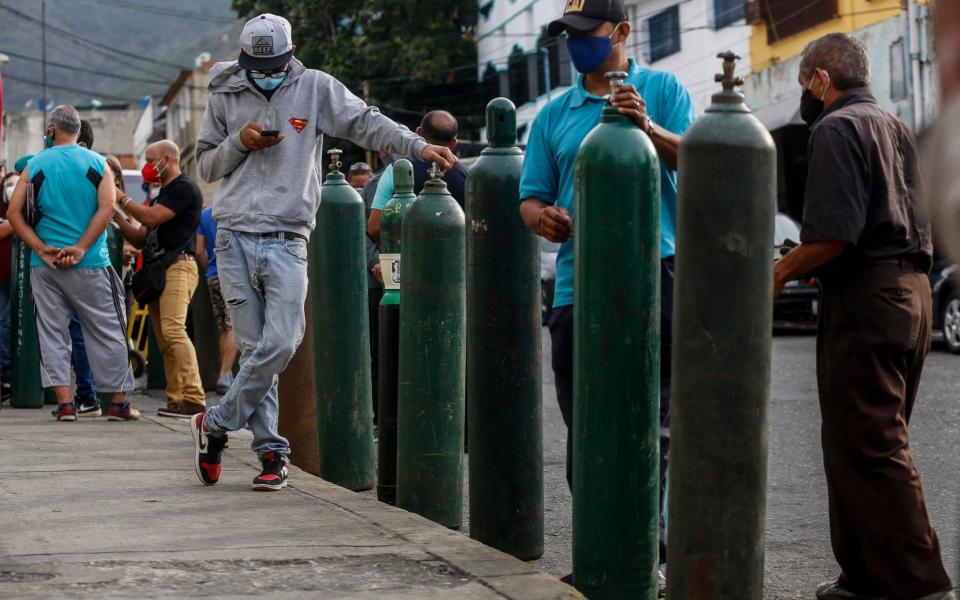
[817,262,951,600]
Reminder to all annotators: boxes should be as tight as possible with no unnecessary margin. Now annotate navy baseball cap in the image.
[547,0,628,36]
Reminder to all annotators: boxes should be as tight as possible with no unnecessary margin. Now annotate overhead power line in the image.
[0,48,210,94]
[84,0,239,24]
[0,1,188,71]
[2,71,141,103]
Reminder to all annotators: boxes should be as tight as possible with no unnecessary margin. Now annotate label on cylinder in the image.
[380,253,401,290]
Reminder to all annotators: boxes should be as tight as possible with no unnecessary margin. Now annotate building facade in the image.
[742,0,935,218]
[476,0,753,143]
[3,103,144,168]
[158,64,219,204]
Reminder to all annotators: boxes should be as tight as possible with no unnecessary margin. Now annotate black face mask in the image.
[800,89,824,126]
[800,70,829,126]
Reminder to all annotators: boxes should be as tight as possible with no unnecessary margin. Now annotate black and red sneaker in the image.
[191,412,227,486]
[51,402,78,422]
[252,452,288,491]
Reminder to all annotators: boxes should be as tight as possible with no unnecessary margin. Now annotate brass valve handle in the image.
[714,51,745,91]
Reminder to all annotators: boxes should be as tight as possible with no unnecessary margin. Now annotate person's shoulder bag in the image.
[131,225,191,305]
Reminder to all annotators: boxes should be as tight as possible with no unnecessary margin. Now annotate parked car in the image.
[541,238,559,325]
[773,213,819,327]
[930,259,960,353]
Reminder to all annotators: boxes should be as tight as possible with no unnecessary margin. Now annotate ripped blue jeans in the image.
[203,230,309,460]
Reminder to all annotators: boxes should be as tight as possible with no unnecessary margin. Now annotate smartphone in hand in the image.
[261,130,280,137]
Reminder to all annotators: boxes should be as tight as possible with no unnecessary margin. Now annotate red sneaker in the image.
[107,401,141,421]
[252,451,288,491]
[191,412,227,486]
[51,402,78,422]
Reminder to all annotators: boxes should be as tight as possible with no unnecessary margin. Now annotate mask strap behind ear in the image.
[610,22,624,48]
[817,69,830,101]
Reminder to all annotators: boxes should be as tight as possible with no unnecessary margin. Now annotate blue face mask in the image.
[565,25,620,75]
[250,70,287,91]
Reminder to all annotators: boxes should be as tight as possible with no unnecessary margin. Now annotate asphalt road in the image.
[528,329,959,598]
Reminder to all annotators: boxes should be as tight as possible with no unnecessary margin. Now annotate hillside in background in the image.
[0,0,242,110]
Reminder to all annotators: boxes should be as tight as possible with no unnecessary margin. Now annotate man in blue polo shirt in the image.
[519,0,696,576]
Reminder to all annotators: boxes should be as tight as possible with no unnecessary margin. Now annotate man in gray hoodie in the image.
[191,13,457,492]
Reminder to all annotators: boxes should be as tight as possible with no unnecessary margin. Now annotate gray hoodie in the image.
[196,58,426,239]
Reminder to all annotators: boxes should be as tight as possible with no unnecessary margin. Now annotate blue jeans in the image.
[203,230,308,460]
[0,282,10,381]
[70,314,97,401]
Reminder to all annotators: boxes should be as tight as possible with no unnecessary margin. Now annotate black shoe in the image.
[815,580,883,600]
[0,382,10,404]
[191,412,227,486]
[252,451,288,491]
[158,401,205,419]
[76,398,102,418]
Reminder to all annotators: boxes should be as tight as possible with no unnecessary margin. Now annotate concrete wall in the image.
[2,111,44,161]
[748,0,906,74]
[3,106,145,167]
[743,15,918,127]
[164,69,219,205]
[476,0,562,73]
[631,0,752,113]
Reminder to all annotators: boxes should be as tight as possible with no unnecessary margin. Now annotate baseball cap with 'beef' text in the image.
[238,13,294,70]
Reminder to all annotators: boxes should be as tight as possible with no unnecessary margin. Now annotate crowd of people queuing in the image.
[0,3,955,598]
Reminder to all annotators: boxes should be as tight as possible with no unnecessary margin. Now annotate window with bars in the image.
[713,0,744,29]
[758,0,837,44]
[647,5,681,63]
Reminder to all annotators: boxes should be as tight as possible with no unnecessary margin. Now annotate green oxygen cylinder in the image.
[396,162,466,528]
[666,52,776,600]
[10,238,43,408]
[573,71,661,599]
[466,98,543,559]
[376,158,416,505]
[312,148,375,491]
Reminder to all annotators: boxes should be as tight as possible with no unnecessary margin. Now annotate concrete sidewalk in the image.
[0,392,580,599]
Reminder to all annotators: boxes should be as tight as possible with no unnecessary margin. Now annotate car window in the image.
[774,214,801,247]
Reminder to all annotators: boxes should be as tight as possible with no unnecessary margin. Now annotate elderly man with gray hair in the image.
[774,33,952,600]
[6,105,138,422]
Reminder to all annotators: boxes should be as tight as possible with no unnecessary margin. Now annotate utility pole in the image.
[42,0,47,125]
[907,0,923,130]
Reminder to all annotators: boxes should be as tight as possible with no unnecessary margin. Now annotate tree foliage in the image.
[232,0,488,161]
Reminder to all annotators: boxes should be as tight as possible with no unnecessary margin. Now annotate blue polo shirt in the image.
[197,207,218,278]
[520,59,697,309]
[26,146,110,269]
